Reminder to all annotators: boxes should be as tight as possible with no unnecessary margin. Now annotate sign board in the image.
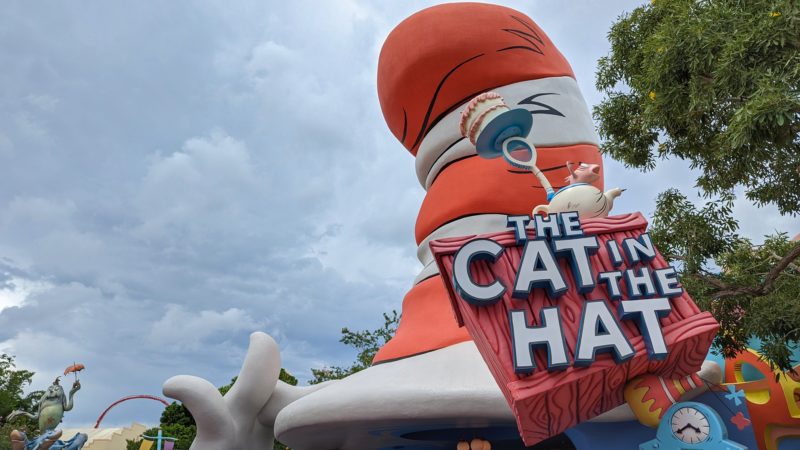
[431,212,719,446]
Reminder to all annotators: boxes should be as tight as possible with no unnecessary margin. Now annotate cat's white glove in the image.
[163,332,330,450]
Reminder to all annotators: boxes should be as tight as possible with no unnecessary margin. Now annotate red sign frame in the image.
[431,213,719,446]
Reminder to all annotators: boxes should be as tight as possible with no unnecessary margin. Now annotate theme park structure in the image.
[160,3,800,450]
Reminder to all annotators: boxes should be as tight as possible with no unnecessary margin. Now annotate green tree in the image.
[0,354,39,420]
[0,354,42,450]
[126,369,298,450]
[310,311,399,384]
[648,190,800,370]
[596,0,800,371]
[595,0,799,213]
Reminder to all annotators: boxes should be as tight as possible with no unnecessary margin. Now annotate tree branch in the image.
[772,252,800,273]
[704,244,800,299]
[763,244,800,292]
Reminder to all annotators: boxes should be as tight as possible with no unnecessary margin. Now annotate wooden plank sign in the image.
[430,212,719,446]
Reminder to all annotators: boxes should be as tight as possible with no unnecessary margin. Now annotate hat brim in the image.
[275,341,518,448]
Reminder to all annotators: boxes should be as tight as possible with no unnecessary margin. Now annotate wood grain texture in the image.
[430,212,720,446]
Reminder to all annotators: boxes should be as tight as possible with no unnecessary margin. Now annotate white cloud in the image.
[0,133,13,157]
[0,277,51,312]
[25,94,59,112]
[134,130,257,240]
[0,331,85,390]
[13,112,49,143]
[2,196,77,232]
[243,41,299,88]
[732,189,798,241]
[148,305,264,352]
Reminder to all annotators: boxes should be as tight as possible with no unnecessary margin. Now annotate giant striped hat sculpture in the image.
[373,2,603,363]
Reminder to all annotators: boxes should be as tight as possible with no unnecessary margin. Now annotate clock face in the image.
[671,406,711,444]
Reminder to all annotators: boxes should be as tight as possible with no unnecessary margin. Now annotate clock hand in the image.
[676,423,701,434]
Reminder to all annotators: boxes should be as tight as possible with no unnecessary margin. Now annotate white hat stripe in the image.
[415,76,599,189]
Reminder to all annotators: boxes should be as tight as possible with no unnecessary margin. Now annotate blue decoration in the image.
[17,429,88,450]
[473,108,532,161]
[547,182,590,201]
[639,401,748,450]
[473,105,559,200]
[142,429,178,450]
[725,385,746,407]
[566,420,655,450]
[566,391,758,450]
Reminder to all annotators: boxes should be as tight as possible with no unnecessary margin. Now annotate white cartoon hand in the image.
[163,332,329,450]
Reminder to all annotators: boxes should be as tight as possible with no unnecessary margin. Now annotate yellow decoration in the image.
[139,440,154,450]
[623,377,662,428]
[648,91,657,101]
[672,378,687,396]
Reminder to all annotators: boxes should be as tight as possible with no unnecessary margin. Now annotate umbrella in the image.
[64,363,85,381]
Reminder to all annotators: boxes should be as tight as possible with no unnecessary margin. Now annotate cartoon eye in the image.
[516,93,565,117]
[579,163,590,169]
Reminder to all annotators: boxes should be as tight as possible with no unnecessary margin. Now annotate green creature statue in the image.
[9,377,80,431]
[6,377,88,450]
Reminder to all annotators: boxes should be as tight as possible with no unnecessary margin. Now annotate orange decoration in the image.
[723,349,800,450]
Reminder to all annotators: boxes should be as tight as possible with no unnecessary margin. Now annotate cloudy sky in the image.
[0,0,795,428]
